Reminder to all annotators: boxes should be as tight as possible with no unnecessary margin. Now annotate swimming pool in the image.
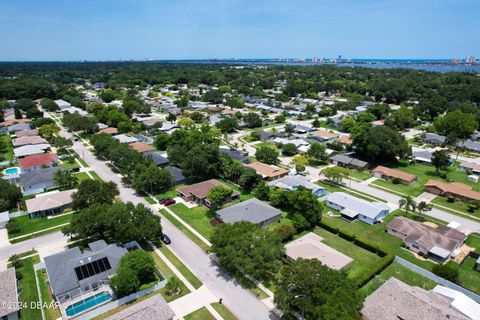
[2,167,20,176]
[65,291,112,317]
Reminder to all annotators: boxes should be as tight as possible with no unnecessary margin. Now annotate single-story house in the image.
[113,134,138,144]
[272,138,309,148]
[26,189,76,218]
[0,268,19,320]
[144,151,169,167]
[14,129,38,138]
[308,129,337,143]
[61,106,89,116]
[44,240,128,301]
[219,148,250,164]
[257,130,277,141]
[293,124,314,134]
[329,154,368,170]
[104,294,175,320]
[425,179,480,202]
[158,123,178,133]
[325,192,390,225]
[177,179,240,208]
[12,136,48,148]
[412,150,432,165]
[7,123,31,133]
[166,166,188,184]
[422,133,446,146]
[216,198,281,227]
[285,232,352,270]
[457,139,480,154]
[337,134,352,146]
[129,142,154,153]
[459,161,480,175]
[54,99,72,109]
[361,278,472,320]
[1,118,31,127]
[19,153,58,173]
[246,162,289,181]
[372,166,417,185]
[387,216,466,261]
[19,166,65,196]
[268,175,327,196]
[13,143,51,159]
[97,127,118,136]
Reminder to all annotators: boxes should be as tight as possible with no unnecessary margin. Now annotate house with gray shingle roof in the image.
[19,166,65,196]
[44,240,128,301]
[0,268,19,320]
[216,198,281,227]
[105,294,174,320]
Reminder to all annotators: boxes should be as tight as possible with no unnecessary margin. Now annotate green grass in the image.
[62,159,80,170]
[155,188,181,201]
[73,172,90,181]
[254,142,278,150]
[145,197,156,204]
[344,167,372,181]
[158,244,203,289]
[456,257,480,294]
[89,171,103,181]
[211,303,238,320]
[16,255,42,320]
[1,134,14,161]
[432,196,480,219]
[37,269,61,320]
[10,249,38,260]
[370,178,422,197]
[266,212,295,231]
[313,227,382,280]
[217,178,255,201]
[184,307,216,320]
[466,233,480,250]
[316,180,387,203]
[160,209,210,251]
[169,203,215,240]
[8,213,72,239]
[77,158,88,167]
[359,262,436,298]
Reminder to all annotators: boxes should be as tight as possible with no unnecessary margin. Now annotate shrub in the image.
[353,254,394,287]
[15,270,23,281]
[354,237,379,254]
[447,195,456,203]
[392,177,400,184]
[338,229,356,242]
[319,221,339,234]
[166,277,182,296]
[272,225,297,242]
[468,204,478,212]
[432,263,459,283]
[439,172,447,179]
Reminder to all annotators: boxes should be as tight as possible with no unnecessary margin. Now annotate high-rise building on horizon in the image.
[466,56,475,63]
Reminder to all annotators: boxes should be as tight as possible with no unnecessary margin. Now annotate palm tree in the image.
[399,195,417,214]
[417,201,432,217]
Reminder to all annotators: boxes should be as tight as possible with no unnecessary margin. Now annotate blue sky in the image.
[0,0,478,61]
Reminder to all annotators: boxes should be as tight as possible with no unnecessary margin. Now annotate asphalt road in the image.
[52,117,277,320]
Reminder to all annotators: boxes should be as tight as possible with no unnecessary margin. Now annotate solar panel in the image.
[74,257,112,281]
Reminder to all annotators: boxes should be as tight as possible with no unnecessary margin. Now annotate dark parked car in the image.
[159,197,173,204]
[160,233,171,245]
[163,199,176,206]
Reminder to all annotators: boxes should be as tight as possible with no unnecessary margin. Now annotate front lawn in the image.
[370,178,424,197]
[73,172,90,181]
[8,213,73,239]
[89,171,103,181]
[184,307,216,320]
[313,227,382,280]
[359,262,436,298]
[168,203,214,240]
[160,209,210,251]
[432,196,480,219]
[345,168,372,181]
[211,303,238,320]
[155,188,181,201]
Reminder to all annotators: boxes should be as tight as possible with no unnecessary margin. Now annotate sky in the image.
[0,0,479,61]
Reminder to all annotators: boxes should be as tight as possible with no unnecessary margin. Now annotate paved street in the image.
[50,115,278,320]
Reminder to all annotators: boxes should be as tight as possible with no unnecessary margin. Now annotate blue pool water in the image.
[65,291,112,317]
[3,167,20,175]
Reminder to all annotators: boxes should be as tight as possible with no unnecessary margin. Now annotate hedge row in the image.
[318,220,394,288]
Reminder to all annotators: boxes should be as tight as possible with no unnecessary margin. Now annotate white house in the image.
[325,192,390,225]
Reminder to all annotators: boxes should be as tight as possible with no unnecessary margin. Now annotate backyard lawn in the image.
[15,255,42,320]
[184,307,216,320]
[217,178,254,202]
[359,262,436,298]
[0,134,14,161]
[168,203,215,240]
[8,213,73,239]
[160,209,210,251]
[313,227,382,280]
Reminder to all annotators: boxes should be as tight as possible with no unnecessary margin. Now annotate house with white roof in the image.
[325,192,390,225]
[268,175,327,197]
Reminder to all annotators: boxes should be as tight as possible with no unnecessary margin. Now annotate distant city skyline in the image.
[0,0,479,61]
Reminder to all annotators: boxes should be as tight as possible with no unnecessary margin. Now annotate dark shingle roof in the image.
[19,166,65,188]
[216,198,281,225]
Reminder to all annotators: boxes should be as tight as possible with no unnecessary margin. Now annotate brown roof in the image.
[177,179,240,200]
[372,166,417,183]
[15,129,38,138]
[425,179,480,201]
[246,162,289,178]
[129,142,154,153]
[460,161,480,171]
[338,134,352,145]
[97,127,118,135]
[362,278,469,320]
[12,135,48,147]
[26,189,76,213]
[1,118,31,127]
[387,216,466,253]
[310,129,337,139]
